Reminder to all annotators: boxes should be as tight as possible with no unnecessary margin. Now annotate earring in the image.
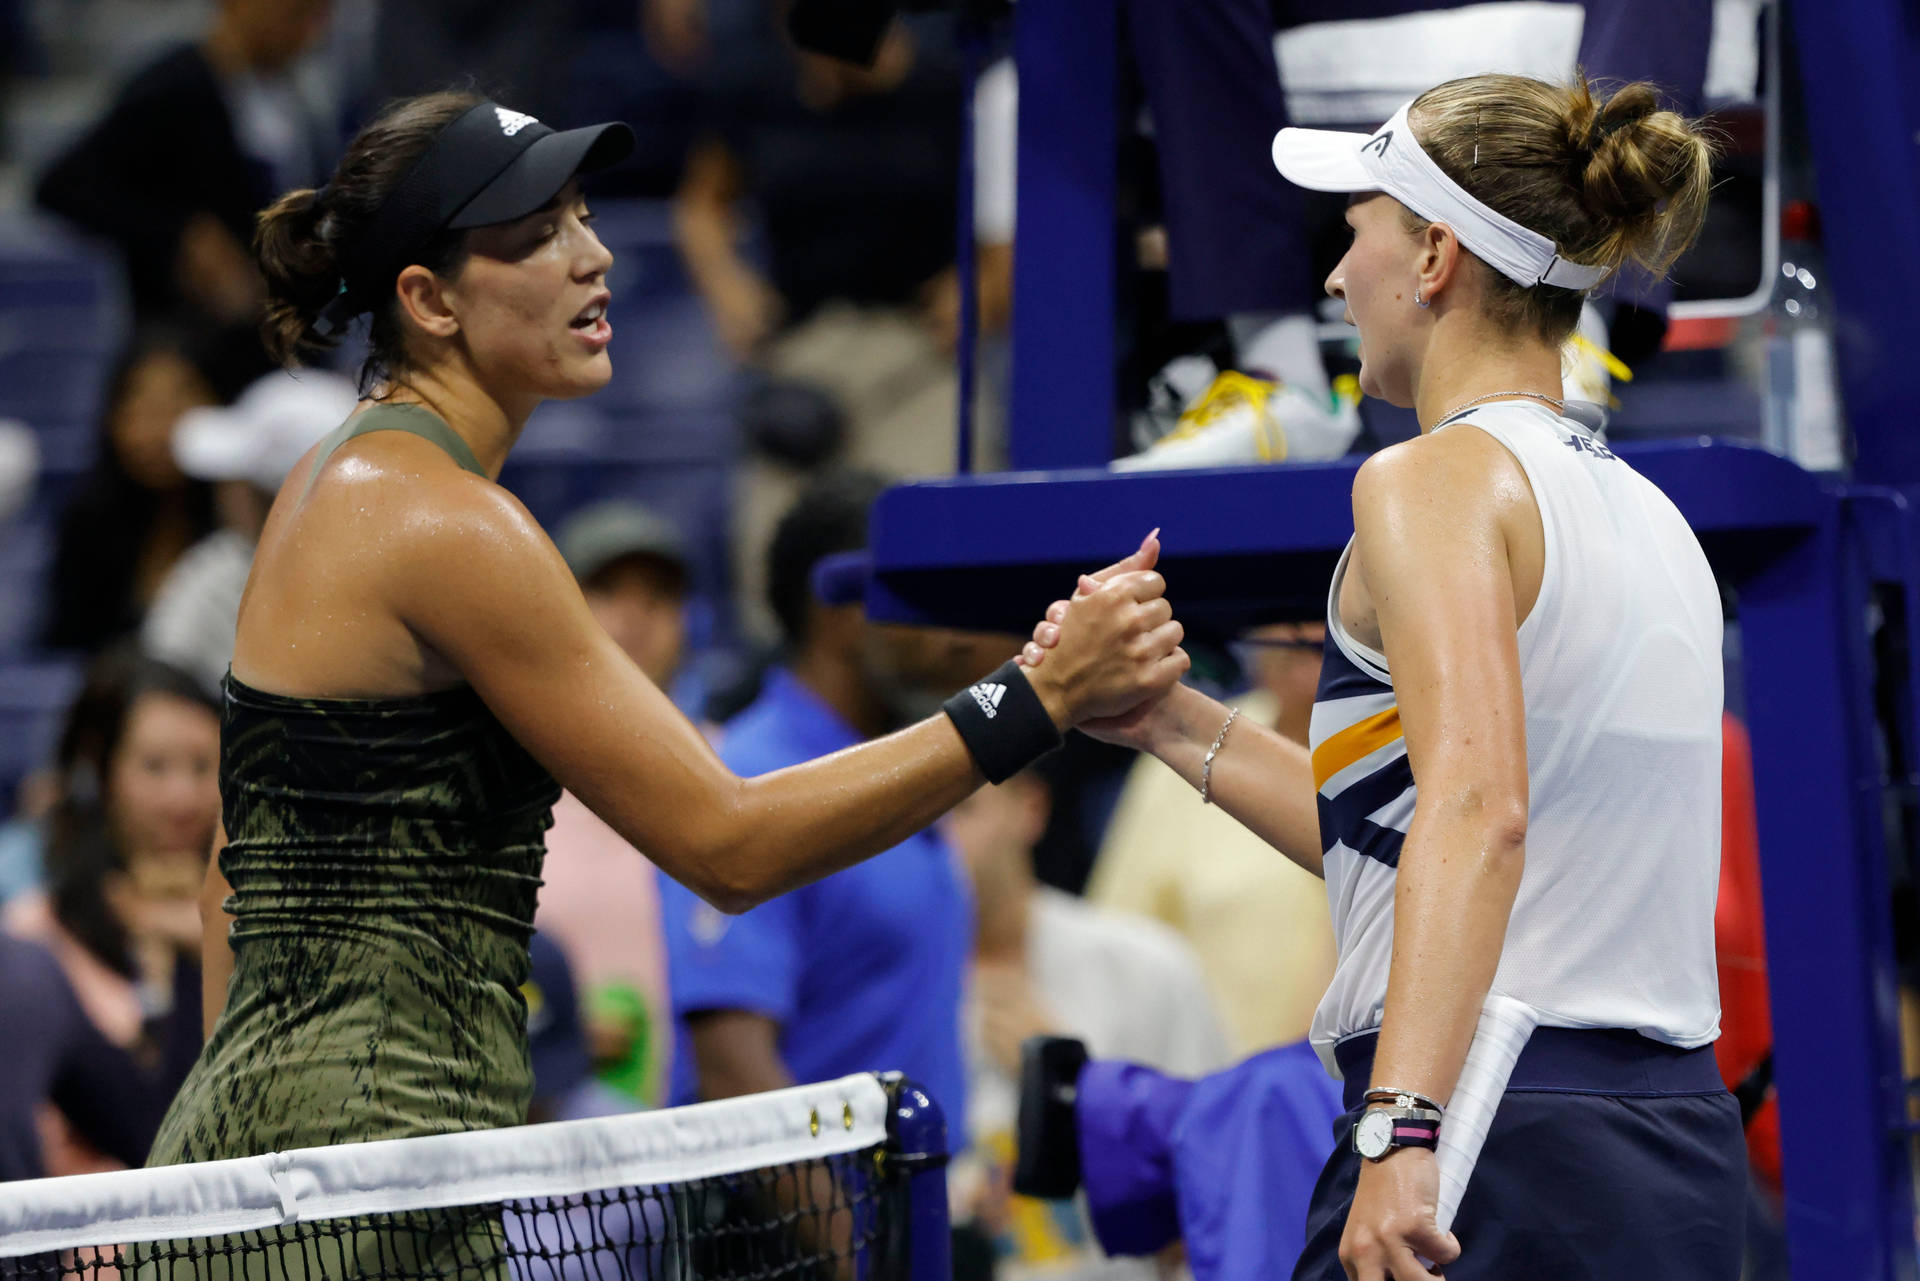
[1415,287,1430,309]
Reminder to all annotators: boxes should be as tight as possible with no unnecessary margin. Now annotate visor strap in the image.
[1538,253,1609,292]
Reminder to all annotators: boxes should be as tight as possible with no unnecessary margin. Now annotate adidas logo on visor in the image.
[970,682,1008,719]
[495,107,539,136]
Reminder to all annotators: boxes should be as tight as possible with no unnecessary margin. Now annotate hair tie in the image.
[1588,110,1642,153]
[310,280,360,340]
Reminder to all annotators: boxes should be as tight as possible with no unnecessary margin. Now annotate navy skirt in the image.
[1293,1026,1748,1280]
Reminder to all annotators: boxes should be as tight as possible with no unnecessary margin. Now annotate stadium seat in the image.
[0,517,52,656]
[0,657,82,816]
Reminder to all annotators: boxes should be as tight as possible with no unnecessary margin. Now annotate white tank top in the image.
[1307,402,1724,1074]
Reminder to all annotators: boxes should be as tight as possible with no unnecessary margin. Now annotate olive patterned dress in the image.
[146,678,560,1165]
[139,407,562,1276]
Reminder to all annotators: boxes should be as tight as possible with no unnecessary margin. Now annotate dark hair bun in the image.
[255,186,339,365]
[251,90,483,383]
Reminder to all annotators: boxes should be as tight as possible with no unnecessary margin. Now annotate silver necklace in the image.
[1436,389,1564,424]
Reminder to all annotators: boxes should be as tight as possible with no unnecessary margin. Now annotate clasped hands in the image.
[1014,530,1192,737]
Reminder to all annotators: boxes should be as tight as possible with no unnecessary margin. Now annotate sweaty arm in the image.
[1133,683,1324,878]
[685,1007,848,1270]
[404,482,1180,915]
[199,818,234,1041]
[1350,434,1533,1109]
[685,1011,793,1102]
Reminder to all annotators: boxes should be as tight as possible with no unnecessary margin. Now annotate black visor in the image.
[313,101,634,337]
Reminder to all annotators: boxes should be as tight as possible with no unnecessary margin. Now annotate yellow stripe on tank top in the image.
[1311,706,1404,790]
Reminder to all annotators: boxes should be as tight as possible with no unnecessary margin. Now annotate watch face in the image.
[1354,1109,1394,1160]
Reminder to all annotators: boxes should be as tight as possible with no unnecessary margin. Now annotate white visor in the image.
[1271,100,1607,293]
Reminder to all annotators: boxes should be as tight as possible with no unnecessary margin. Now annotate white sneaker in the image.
[1113,370,1360,471]
[1130,353,1222,452]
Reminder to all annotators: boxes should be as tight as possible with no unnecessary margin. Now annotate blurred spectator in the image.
[1,650,216,1175]
[563,501,693,696]
[0,934,166,1183]
[674,4,962,357]
[658,473,975,1119]
[34,0,334,322]
[946,768,1231,1279]
[372,0,574,129]
[1087,623,1336,1054]
[556,0,699,197]
[41,324,271,654]
[1021,1035,1345,1278]
[523,931,637,1124]
[141,369,358,698]
[33,0,332,320]
[670,1,1000,636]
[534,501,693,1109]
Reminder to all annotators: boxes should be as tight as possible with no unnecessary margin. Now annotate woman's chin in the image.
[548,353,616,400]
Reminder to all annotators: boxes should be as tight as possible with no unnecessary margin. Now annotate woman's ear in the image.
[394,265,461,340]
[1417,222,1466,306]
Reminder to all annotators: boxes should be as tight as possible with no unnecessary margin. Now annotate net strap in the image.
[0,1074,890,1258]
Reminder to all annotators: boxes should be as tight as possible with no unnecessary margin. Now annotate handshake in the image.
[1010,529,1191,747]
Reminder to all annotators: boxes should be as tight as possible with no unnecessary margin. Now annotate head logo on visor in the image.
[310,100,634,338]
[1273,99,1607,294]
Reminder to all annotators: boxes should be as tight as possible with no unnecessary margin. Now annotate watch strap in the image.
[1352,1104,1442,1160]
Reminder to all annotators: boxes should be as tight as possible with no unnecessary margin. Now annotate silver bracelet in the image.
[1363,1086,1446,1115]
[1199,707,1240,806]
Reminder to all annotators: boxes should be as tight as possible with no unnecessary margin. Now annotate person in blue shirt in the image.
[661,472,974,1119]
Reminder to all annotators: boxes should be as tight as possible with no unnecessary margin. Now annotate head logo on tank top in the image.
[1566,434,1617,462]
[495,107,539,137]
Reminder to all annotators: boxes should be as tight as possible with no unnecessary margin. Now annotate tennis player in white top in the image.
[1023,72,1745,1280]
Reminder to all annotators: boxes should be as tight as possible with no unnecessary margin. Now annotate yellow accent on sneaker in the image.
[1160,370,1288,461]
[1568,332,1634,384]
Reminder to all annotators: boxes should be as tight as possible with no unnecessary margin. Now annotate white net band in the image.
[0,1073,890,1258]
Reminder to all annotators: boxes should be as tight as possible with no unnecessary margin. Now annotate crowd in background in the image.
[0,0,1790,1277]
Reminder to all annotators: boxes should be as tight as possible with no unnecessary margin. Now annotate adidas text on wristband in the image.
[943,660,1064,785]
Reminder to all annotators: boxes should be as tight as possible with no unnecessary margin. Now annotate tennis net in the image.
[0,1072,948,1280]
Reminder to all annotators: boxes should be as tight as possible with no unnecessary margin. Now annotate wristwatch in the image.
[1351,1104,1442,1161]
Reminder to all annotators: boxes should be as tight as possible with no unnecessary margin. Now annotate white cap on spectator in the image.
[173,371,358,491]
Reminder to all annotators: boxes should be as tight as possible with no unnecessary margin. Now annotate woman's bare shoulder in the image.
[238,435,561,696]
[1352,425,1534,528]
